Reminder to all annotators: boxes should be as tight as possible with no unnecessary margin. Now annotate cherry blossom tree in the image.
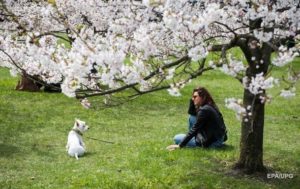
[0,0,299,174]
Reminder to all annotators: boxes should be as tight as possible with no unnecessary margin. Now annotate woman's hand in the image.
[166,144,180,151]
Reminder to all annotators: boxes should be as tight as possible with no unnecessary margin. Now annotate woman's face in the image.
[192,91,203,107]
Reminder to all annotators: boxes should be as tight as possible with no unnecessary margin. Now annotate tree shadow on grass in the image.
[65,151,96,160]
[83,151,96,158]
[224,166,300,189]
[202,144,235,152]
[219,144,235,151]
[30,143,58,158]
[0,143,19,157]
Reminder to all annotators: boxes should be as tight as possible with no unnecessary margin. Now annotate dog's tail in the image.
[75,153,79,160]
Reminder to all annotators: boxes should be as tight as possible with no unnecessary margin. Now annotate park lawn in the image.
[0,63,299,189]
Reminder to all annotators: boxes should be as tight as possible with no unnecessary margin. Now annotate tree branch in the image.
[0,48,61,90]
[76,56,191,98]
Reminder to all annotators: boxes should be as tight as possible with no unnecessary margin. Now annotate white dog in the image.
[66,119,89,160]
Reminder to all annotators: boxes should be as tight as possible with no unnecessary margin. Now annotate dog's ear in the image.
[75,119,80,127]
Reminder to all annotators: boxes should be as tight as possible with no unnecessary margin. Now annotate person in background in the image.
[167,87,227,151]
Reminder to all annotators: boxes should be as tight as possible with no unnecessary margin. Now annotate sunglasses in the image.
[192,95,199,99]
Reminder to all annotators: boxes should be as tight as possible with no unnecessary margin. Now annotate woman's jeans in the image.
[174,134,198,147]
[173,114,224,148]
[188,115,197,131]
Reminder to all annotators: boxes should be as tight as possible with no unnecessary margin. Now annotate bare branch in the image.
[214,21,238,37]
[209,36,238,52]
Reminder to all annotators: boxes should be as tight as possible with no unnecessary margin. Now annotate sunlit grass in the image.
[0,64,299,188]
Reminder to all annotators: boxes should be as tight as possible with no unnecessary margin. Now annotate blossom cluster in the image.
[225,98,246,120]
[272,46,299,67]
[219,55,246,77]
[0,0,299,104]
[280,88,296,98]
[243,73,279,95]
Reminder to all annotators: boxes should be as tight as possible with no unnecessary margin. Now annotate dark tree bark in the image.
[233,37,273,174]
[234,89,267,174]
[15,74,40,92]
[15,74,62,93]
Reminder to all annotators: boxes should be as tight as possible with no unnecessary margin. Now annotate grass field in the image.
[0,62,299,189]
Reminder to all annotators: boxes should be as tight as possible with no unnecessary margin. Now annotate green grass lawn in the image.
[0,64,299,189]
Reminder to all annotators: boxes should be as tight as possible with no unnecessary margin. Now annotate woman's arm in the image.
[179,107,209,147]
[166,144,180,151]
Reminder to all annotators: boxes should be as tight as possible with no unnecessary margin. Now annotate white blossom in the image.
[142,0,166,7]
[219,57,246,77]
[272,46,299,67]
[245,73,279,95]
[254,30,273,42]
[188,45,208,61]
[225,98,246,120]
[0,0,298,105]
[208,61,216,69]
[259,94,272,104]
[166,68,175,80]
[280,89,296,98]
[167,84,181,97]
[80,98,91,109]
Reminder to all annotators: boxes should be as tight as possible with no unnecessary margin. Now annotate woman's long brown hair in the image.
[193,87,219,111]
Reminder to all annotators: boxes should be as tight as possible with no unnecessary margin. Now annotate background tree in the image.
[0,0,299,174]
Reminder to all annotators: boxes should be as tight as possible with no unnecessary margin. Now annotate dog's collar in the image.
[72,129,83,136]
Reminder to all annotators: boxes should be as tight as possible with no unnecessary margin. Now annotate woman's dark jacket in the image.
[179,104,227,148]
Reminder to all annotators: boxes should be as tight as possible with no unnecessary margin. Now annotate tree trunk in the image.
[234,35,273,174]
[234,89,267,174]
[15,74,40,92]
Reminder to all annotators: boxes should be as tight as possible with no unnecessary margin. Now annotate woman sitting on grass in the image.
[167,87,227,151]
